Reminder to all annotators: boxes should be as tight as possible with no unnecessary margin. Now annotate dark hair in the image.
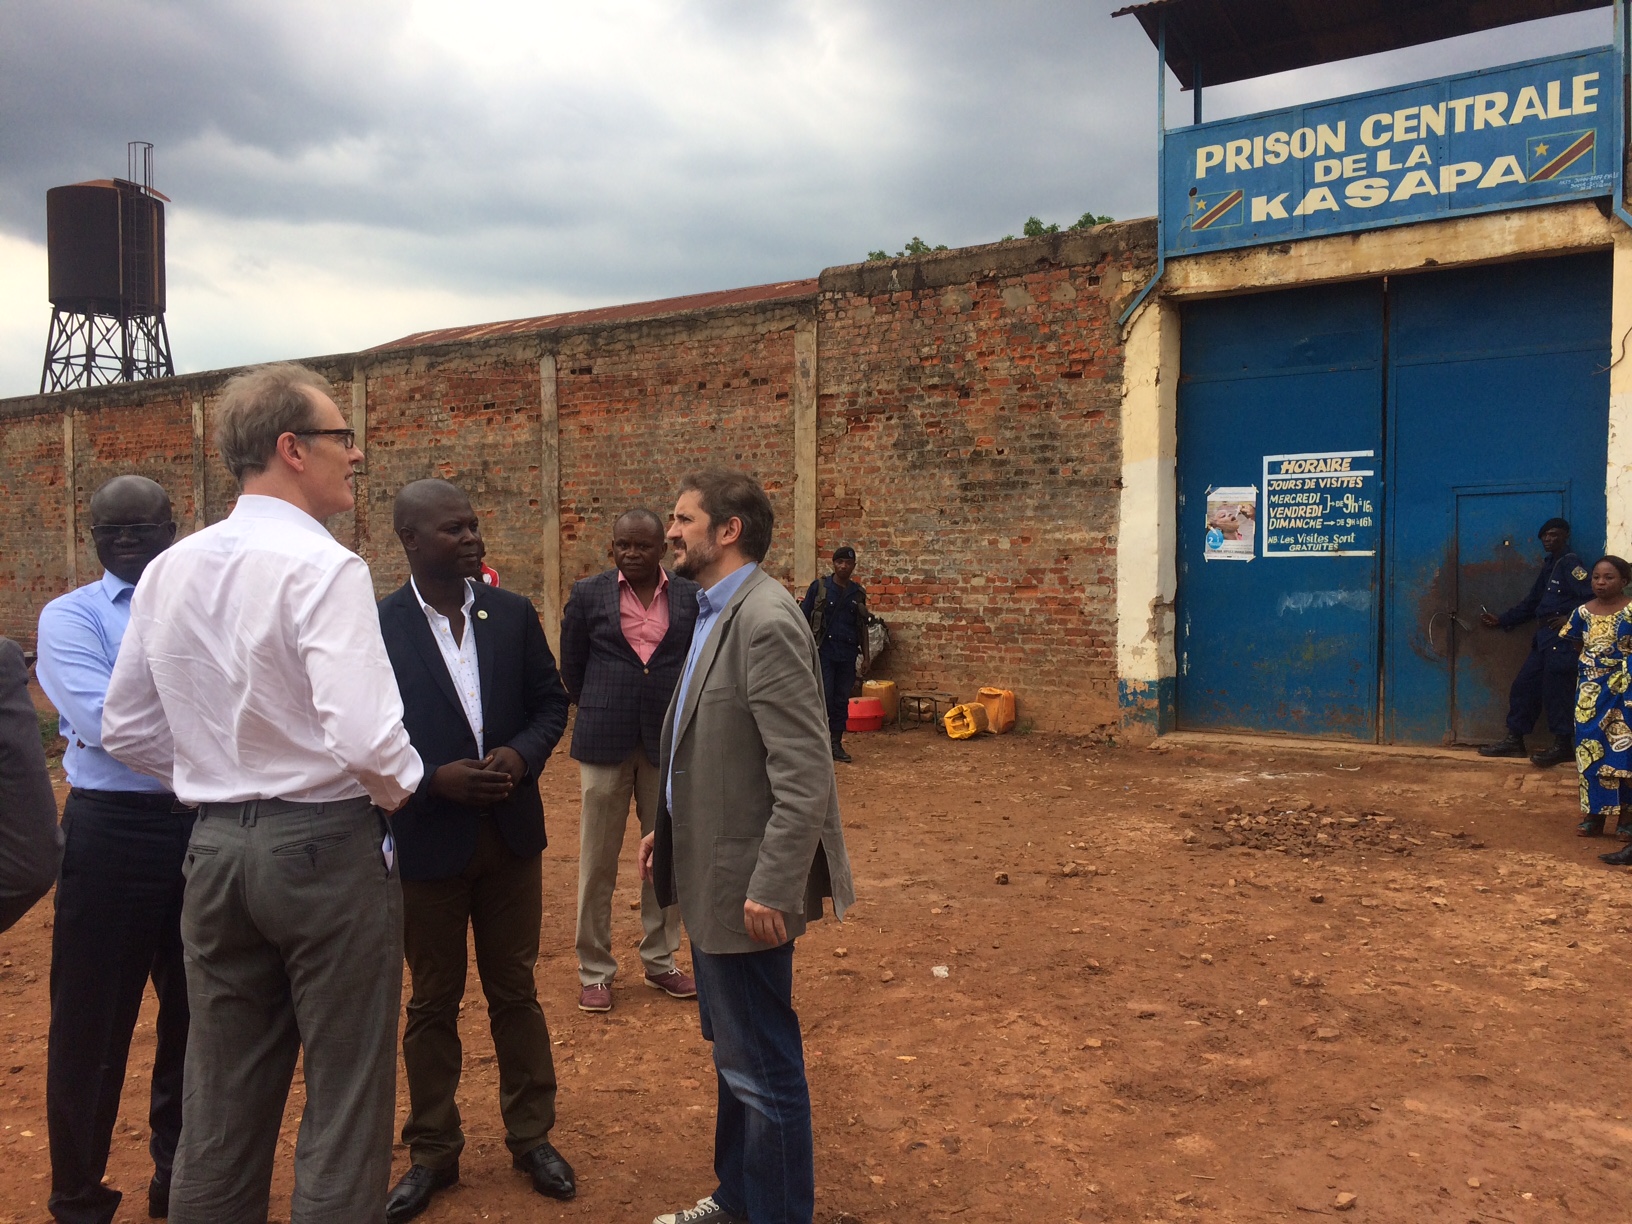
[1593,555,1631,583]
[677,467,774,563]
[614,507,665,537]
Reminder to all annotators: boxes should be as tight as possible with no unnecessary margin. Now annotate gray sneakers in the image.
[652,1196,747,1224]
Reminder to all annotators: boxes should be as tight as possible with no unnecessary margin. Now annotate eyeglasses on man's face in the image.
[90,523,174,542]
[294,428,357,450]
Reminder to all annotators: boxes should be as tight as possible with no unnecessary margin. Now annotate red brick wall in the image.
[555,311,804,589]
[0,410,70,649]
[358,354,542,595]
[73,391,197,578]
[0,225,1157,727]
[816,226,1154,731]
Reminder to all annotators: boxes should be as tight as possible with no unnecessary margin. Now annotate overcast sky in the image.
[0,1,1613,400]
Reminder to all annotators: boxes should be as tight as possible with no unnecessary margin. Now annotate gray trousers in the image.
[575,752,680,986]
[170,796,402,1224]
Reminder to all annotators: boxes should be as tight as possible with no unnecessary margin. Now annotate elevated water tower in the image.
[40,142,175,393]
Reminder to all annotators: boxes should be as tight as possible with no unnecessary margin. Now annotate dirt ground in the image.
[2,721,1631,1224]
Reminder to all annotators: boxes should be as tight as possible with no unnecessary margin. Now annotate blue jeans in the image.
[691,943,814,1224]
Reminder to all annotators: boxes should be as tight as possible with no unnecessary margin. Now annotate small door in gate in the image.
[1450,487,1568,744]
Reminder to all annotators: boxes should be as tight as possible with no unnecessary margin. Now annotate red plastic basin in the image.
[847,696,884,732]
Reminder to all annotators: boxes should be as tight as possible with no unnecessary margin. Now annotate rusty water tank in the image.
[46,179,167,315]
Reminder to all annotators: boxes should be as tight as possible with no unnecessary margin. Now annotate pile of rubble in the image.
[1183,799,1426,856]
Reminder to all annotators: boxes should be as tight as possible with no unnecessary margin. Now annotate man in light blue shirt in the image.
[665,560,757,814]
[36,474,187,1224]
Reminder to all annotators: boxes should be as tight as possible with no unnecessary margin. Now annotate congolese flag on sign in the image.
[1190,189,1244,231]
[1527,129,1595,181]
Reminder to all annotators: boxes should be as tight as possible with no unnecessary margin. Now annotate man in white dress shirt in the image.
[103,362,424,1224]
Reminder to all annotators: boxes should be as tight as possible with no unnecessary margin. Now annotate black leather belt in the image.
[70,788,191,813]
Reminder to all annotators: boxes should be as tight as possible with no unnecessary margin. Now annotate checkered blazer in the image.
[559,568,700,766]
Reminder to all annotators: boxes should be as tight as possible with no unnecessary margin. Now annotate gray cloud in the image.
[0,1,1615,396]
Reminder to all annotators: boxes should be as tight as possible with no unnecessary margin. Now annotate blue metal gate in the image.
[1175,253,1611,744]
[1385,254,1610,744]
[1176,282,1384,738]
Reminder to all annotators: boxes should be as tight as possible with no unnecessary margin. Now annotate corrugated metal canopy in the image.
[1111,0,1611,89]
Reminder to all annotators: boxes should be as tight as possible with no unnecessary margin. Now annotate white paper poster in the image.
[1203,486,1257,562]
[1261,450,1377,557]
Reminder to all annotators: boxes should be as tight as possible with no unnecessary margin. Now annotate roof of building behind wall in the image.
[1111,0,1610,89]
[372,279,819,351]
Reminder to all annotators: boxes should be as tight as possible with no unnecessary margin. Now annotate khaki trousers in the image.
[575,751,681,987]
[400,816,557,1169]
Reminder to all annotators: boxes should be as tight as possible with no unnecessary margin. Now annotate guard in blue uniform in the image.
[801,546,870,763]
[1478,517,1594,766]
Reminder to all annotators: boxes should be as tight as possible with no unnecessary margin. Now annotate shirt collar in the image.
[617,567,670,594]
[99,569,135,603]
[698,563,757,618]
[230,493,334,537]
[410,575,476,617]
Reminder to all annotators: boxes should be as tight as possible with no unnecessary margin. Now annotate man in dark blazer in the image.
[559,508,700,1013]
[0,636,59,935]
[377,480,575,1223]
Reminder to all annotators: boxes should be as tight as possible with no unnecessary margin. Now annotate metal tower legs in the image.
[40,308,174,393]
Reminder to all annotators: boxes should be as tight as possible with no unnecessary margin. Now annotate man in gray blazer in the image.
[639,468,853,1224]
[0,636,60,934]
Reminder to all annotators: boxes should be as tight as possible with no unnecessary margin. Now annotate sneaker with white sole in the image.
[651,1195,747,1224]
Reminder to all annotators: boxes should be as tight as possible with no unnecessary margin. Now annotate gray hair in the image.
[214,362,334,484]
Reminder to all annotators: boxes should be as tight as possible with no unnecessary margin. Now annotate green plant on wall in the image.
[1024,211,1115,236]
[870,211,1114,260]
[866,236,949,261]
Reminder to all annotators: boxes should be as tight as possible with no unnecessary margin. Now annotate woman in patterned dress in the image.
[1559,555,1632,841]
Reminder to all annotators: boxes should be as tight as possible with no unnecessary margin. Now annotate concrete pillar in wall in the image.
[539,354,562,657]
[1609,230,1632,550]
[792,317,818,589]
[63,408,77,587]
[1114,297,1179,738]
[351,365,369,558]
[191,396,206,531]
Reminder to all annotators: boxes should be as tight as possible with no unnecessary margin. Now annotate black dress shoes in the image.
[385,1162,460,1223]
[514,1140,576,1200]
[1479,734,1527,758]
[1600,842,1632,865]
[148,1172,170,1219]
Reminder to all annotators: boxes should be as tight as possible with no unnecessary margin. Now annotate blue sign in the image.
[1164,47,1620,256]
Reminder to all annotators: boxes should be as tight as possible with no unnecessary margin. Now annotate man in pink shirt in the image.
[559,510,701,1012]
